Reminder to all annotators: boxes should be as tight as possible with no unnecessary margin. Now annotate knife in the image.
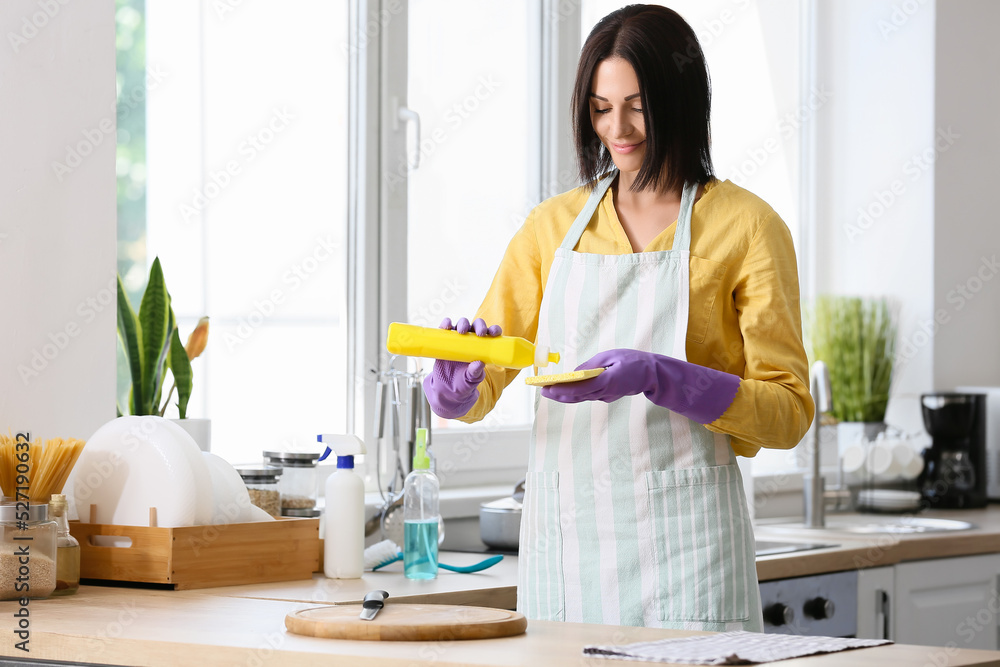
[359,590,389,621]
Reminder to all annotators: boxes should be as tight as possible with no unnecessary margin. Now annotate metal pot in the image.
[479,479,523,550]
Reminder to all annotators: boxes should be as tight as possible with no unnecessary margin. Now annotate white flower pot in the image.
[837,421,887,454]
[170,418,212,453]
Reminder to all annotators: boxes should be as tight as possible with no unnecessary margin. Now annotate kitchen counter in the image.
[183,505,1000,604]
[754,505,1000,580]
[10,507,1000,666]
[188,550,518,609]
[8,585,1000,666]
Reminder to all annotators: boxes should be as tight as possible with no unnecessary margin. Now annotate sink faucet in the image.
[804,360,833,528]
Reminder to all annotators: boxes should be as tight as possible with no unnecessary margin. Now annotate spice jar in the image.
[1,500,57,600]
[236,466,282,517]
[49,494,79,596]
[263,451,321,511]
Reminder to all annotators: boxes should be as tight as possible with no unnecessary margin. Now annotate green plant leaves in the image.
[807,295,897,423]
[118,257,200,418]
[138,257,172,415]
[117,274,144,415]
[168,325,193,419]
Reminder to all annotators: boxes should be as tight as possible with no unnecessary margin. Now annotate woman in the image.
[423,5,813,631]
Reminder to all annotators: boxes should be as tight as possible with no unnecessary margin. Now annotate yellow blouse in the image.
[459,178,815,457]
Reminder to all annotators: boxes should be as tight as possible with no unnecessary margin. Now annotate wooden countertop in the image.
[188,550,518,609]
[9,586,1000,666]
[755,505,1000,580]
[9,508,1000,665]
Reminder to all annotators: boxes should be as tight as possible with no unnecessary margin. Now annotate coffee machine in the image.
[919,392,987,509]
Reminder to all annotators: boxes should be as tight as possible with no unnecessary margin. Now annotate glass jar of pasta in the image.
[1,500,57,600]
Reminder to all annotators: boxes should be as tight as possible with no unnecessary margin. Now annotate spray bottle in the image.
[318,434,366,579]
[403,428,440,580]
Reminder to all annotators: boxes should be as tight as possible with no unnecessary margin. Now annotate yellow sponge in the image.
[524,367,605,387]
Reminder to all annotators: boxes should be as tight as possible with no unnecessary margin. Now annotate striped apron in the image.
[517,170,763,631]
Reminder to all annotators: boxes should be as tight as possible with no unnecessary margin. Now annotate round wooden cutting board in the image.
[285,604,527,641]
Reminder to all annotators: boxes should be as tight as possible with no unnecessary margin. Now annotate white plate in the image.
[73,416,196,527]
[244,504,276,522]
[161,420,215,525]
[201,452,256,524]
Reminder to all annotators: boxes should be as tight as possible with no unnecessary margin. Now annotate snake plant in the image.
[116,257,200,418]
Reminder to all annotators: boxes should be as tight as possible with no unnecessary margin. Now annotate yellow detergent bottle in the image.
[386,322,560,370]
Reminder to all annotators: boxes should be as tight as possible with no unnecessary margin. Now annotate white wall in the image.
[933,0,1000,391]
[813,0,936,436]
[0,1,117,441]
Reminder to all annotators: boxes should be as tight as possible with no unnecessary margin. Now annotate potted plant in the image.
[807,295,898,449]
[117,257,210,448]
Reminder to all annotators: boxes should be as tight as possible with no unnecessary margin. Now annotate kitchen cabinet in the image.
[856,566,893,640]
[893,553,1000,650]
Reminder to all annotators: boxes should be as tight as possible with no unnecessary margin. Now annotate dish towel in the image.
[582,631,892,664]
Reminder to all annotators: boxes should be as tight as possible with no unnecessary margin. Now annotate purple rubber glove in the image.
[540,348,741,425]
[422,317,502,419]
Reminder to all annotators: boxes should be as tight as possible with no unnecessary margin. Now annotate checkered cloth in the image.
[583,631,892,664]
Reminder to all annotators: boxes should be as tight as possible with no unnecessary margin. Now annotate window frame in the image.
[356,0,584,489]
[354,0,822,485]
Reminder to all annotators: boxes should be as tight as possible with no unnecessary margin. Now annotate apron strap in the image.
[559,171,617,250]
[559,170,699,253]
[672,181,698,254]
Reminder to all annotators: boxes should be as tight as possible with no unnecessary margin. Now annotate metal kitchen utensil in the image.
[370,359,433,540]
[479,479,525,551]
[373,379,387,440]
[365,493,401,537]
[359,589,389,621]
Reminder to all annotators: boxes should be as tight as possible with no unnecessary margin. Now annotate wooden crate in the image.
[69,516,320,590]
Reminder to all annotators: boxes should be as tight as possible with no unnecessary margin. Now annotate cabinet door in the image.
[894,554,1000,650]
[857,566,894,640]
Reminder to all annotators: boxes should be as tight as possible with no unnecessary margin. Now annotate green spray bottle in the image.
[403,428,440,579]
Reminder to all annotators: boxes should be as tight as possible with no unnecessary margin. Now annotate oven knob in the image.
[764,602,794,626]
[804,597,835,620]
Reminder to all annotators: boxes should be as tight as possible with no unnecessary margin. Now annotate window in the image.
[405,1,535,428]
[117,0,813,484]
[117,0,350,465]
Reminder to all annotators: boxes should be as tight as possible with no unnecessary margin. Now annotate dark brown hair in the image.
[572,4,714,193]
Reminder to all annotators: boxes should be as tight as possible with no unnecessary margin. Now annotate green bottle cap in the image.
[413,428,430,470]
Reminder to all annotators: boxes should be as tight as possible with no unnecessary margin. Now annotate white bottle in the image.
[318,434,366,579]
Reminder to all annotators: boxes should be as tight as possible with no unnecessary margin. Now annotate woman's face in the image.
[589,57,646,174]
